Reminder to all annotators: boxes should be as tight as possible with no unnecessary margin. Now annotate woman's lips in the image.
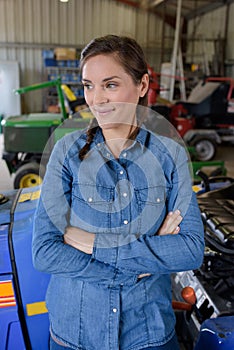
[93,107,115,116]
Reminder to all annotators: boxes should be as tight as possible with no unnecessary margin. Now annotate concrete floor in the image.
[0,133,233,192]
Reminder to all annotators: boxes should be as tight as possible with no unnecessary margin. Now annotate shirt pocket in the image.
[136,186,167,235]
[71,183,114,232]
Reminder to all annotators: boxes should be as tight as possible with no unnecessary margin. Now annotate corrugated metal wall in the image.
[226,3,234,77]
[0,0,173,113]
[0,0,233,114]
[186,3,234,76]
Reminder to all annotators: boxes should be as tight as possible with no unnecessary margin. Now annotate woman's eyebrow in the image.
[82,76,120,83]
[102,76,120,82]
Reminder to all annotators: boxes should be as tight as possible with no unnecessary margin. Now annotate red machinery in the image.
[151,76,234,161]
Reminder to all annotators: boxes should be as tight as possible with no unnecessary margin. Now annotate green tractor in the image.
[1,79,91,188]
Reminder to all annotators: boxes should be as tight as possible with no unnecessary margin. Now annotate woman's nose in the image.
[93,88,108,105]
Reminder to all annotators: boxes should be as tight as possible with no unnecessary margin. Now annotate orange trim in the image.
[0,297,15,302]
[0,281,15,298]
[0,281,16,308]
[0,301,16,308]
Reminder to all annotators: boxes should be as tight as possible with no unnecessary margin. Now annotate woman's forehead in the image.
[82,54,127,80]
[83,53,121,67]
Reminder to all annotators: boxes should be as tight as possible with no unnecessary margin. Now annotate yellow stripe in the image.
[31,190,41,200]
[192,185,202,193]
[19,190,41,203]
[26,301,48,316]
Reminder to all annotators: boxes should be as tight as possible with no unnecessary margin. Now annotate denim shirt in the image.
[32,127,204,350]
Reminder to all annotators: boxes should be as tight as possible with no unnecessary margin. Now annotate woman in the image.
[32,35,204,350]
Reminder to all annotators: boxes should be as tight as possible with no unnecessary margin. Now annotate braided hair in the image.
[79,35,149,160]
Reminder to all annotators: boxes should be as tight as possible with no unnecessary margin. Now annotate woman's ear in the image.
[139,73,149,97]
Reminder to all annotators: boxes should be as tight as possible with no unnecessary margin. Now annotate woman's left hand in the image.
[64,226,95,254]
[158,210,182,236]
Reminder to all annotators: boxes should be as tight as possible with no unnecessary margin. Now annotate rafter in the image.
[185,0,234,20]
[114,0,177,27]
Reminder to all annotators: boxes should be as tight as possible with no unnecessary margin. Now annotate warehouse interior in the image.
[0,0,234,349]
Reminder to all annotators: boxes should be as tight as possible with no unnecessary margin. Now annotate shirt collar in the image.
[93,126,148,150]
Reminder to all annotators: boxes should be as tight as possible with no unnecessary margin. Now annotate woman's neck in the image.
[103,124,137,158]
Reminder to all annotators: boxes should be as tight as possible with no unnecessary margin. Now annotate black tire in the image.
[191,137,217,161]
[14,162,45,189]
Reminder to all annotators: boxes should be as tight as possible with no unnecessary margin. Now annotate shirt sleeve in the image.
[32,137,136,283]
[93,145,205,276]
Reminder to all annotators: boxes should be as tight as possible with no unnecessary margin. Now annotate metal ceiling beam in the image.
[114,0,140,8]
[114,0,177,27]
[185,0,234,20]
[0,42,83,50]
[116,0,234,23]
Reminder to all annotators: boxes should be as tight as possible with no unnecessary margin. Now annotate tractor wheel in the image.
[14,162,45,189]
[191,138,217,161]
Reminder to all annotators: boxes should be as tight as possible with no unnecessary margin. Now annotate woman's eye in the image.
[83,84,93,90]
[106,82,117,89]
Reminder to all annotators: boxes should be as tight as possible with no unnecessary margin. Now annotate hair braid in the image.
[79,118,98,160]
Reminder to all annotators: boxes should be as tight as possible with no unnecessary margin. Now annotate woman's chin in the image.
[99,122,122,130]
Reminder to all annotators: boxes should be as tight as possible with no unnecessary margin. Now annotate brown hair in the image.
[79,35,149,160]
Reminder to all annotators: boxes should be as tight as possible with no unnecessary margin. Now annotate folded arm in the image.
[65,193,204,276]
[64,144,204,276]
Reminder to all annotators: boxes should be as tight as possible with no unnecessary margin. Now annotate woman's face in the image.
[82,54,149,130]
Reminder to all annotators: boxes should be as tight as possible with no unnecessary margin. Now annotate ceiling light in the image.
[60,0,69,2]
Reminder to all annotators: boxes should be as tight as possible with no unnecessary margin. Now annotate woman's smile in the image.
[93,105,116,116]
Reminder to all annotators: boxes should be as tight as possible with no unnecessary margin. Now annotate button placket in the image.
[109,288,120,350]
[118,177,132,231]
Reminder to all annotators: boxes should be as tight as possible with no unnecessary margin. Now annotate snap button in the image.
[123,220,128,225]
[112,308,118,313]
[88,197,93,202]
[156,198,161,203]
[122,192,128,197]
[122,152,127,157]
[119,170,124,175]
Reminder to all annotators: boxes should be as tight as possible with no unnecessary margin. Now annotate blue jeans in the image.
[50,334,180,350]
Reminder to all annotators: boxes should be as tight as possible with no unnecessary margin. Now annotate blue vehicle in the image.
[194,316,234,350]
[0,186,50,349]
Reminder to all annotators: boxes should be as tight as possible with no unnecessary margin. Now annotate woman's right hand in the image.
[64,226,95,254]
[158,210,182,236]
